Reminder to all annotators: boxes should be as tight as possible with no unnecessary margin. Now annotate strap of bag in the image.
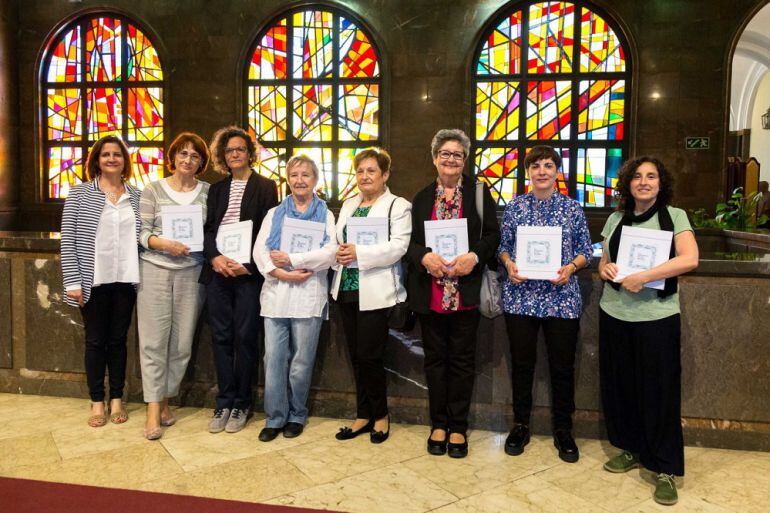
[387,198,400,298]
[475,182,483,242]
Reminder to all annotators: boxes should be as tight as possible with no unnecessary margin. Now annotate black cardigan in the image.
[199,171,279,284]
[405,177,500,314]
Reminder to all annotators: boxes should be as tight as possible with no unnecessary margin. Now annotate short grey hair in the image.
[285,154,319,181]
[431,129,471,158]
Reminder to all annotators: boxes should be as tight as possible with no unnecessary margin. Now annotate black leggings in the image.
[80,283,136,402]
[599,310,684,476]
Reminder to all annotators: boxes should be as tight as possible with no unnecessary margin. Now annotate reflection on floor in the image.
[1,393,769,512]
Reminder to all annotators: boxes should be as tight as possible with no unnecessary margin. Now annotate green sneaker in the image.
[654,473,678,505]
[603,451,640,473]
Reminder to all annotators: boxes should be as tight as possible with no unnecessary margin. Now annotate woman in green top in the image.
[597,156,699,506]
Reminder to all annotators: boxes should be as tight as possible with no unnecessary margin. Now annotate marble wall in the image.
[1,235,769,451]
[2,0,770,230]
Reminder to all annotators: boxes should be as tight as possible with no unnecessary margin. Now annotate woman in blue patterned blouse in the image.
[497,145,593,463]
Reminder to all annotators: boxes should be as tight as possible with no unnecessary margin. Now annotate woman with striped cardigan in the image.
[136,132,210,440]
[60,135,142,428]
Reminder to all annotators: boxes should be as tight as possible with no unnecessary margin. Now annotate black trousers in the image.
[80,282,136,402]
[504,313,579,432]
[207,273,263,411]
[338,301,390,421]
[420,309,481,435]
[600,310,684,476]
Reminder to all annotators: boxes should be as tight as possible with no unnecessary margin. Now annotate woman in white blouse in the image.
[330,148,412,444]
[253,155,336,441]
[60,135,141,427]
[136,132,210,440]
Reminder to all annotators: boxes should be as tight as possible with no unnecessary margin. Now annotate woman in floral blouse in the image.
[497,145,592,463]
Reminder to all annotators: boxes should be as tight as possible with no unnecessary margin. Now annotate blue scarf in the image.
[266,194,329,250]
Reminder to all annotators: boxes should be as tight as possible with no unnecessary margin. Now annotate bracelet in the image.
[568,262,578,272]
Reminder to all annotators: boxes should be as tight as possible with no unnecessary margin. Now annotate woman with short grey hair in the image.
[253,154,336,442]
[431,129,471,159]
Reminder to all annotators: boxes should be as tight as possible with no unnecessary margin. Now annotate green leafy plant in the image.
[694,188,768,230]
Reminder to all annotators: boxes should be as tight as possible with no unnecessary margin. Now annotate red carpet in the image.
[0,476,334,513]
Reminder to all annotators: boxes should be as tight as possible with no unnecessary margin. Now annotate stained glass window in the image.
[41,15,164,200]
[246,8,381,201]
[473,1,629,207]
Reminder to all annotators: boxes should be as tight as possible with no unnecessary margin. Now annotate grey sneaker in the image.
[208,408,230,433]
[225,408,250,433]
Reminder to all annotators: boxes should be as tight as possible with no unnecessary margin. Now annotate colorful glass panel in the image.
[476,81,520,141]
[524,147,570,195]
[576,147,621,207]
[87,87,122,140]
[292,84,333,141]
[338,148,363,201]
[292,10,334,79]
[338,84,379,141]
[525,81,571,140]
[577,80,624,140]
[127,24,163,81]
[48,146,84,199]
[527,2,575,74]
[475,147,519,206]
[129,147,163,189]
[47,26,81,82]
[42,15,165,199]
[248,86,287,141]
[249,19,288,80]
[47,88,82,141]
[127,88,163,141]
[579,8,626,73]
[256,147,287,199]
[477,11,523,75]
[340,17,379,78]
[85,18,122,82]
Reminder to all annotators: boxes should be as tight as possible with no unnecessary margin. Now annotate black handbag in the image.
[386,198,416,331]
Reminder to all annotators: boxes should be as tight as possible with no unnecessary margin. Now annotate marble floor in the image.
[1,393,769,512]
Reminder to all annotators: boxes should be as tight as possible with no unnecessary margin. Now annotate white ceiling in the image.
[731,2,770,130]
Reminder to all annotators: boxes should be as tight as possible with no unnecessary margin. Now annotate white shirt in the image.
[160,178,203,205]
[254,208,337,318]
[92,192,140,287]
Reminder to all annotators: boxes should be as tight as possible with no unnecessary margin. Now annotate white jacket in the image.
[331,188,412,311]
[254,208,337,318]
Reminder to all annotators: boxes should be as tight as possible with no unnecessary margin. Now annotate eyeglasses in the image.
[225,147,248,156]
[437,150,466,161]
[177,151,202,162]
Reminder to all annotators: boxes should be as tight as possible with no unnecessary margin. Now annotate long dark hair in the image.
[614,156,674,212]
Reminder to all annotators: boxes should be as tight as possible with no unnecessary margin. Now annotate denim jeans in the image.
[263,316,323,428]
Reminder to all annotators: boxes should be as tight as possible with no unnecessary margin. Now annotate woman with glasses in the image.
[136,132,210,440]
[60,135,141,428]
[202,126,279,434]
[405,129,500,458]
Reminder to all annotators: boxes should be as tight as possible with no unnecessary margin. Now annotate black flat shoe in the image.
[283,422,304,438]
[447,437,468,459]
[370,415,390,444]
[427,437,447,455]
[335,419,373,440]
[553,430,579,463]
[504,424,530,456]
[258,426,283,442]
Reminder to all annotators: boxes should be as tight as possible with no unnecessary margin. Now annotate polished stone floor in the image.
[1,393,769,512]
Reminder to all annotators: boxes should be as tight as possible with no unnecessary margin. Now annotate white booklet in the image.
[279,217,326,255]
[346,216,388,269]
[161,205,204,252]
[515,225,562,280]
[614,225,673,290]
[424,218,469,261]
[215,220,253,264]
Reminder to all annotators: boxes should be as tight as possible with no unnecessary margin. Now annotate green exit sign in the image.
[685,137,710,149]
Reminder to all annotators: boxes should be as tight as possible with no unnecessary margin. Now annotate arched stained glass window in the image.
[472,1,629,208]
[245,7,381,201]
[41,14,165,200]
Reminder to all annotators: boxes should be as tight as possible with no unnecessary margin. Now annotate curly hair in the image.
[209,126,258,175]
[430,129,471,158]
[614,156,674,212]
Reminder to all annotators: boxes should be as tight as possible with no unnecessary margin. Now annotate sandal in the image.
[160,413,177,427]
[88,413,107,428]
[110,410,128,424]
[144,426,163,440]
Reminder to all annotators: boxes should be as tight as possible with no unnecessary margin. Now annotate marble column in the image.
[0,0,19,230]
